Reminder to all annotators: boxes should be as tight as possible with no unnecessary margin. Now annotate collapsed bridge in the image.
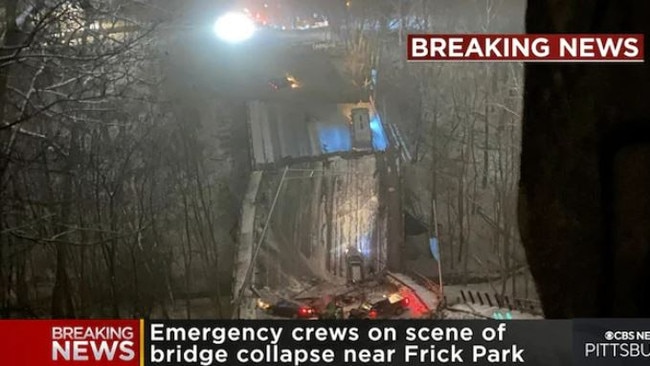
[232,100,396,318]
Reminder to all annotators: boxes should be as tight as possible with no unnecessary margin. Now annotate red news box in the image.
[407,34,645,62]
[0,320,142,366]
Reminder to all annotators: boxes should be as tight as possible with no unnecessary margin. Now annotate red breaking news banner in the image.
[406,34,645,62]
[0,320,142,366]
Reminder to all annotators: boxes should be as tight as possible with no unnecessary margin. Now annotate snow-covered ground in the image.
[443,279,542,316]
[444,275,539,302]
[247,271,544,321]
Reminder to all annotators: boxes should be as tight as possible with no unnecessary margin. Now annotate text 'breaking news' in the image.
[406,34,645,62]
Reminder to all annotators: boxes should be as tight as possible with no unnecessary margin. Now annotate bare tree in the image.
[349,0,532,296]
[0,0,239,318]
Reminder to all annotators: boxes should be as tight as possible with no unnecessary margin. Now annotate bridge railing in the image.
[457,289,543,315]
[369,96,412,163]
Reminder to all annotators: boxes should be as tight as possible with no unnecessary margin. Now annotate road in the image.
[165,27,360,103]
[164,26,389,165]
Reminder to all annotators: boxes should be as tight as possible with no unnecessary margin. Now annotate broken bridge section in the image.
[231,153,392,319]
[247,101,388,169]
[252,155,387,293]
[232,97,412,318]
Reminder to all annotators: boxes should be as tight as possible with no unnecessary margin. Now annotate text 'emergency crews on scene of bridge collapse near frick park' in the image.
[148,323,525,365]
[406,34,644,62]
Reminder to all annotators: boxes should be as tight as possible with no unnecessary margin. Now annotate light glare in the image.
[214,12,255,43]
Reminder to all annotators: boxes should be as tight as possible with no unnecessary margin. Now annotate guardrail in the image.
[457,289,543,315]
[387,123,412,162]
[403,270,543,316]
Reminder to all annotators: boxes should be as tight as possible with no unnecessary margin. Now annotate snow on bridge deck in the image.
[248,101,388,168]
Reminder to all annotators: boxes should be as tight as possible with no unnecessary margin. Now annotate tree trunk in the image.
[0,0,19,131]
[519,0,650,317]
[51,128,79,319]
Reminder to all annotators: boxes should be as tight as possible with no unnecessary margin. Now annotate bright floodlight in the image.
[214,12,255,43]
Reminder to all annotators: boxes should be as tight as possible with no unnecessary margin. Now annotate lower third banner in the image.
[3,319,650,365]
